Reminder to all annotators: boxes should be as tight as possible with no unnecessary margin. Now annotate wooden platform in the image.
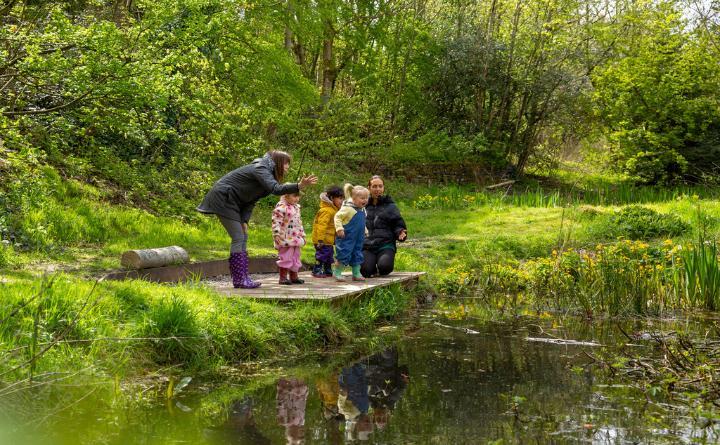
[104,256,424,302]
[207,271,425,301]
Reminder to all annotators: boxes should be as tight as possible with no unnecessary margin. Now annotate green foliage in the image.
[676,235,720,310]
[1,0,317,221]
[140,295,202,364]
[590,205,689,241]
[385,130,496,165]
[339,285,412,327]
[592,1,720,184]
[623,146,688,185]
[415,0,594,176]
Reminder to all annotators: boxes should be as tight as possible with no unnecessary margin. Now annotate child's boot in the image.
[333,263,346,282]
[351,265,366,281]
[289,270,305,284]
[311,262,325,278]
[278,267,292,285]
[322,262,333,278]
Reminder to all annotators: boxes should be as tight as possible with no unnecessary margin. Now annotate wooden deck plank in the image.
[207,271,425,301]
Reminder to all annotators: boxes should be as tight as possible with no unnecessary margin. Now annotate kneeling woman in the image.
[361,175,407,278]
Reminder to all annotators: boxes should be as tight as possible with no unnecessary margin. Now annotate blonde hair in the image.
[344,183,369,199]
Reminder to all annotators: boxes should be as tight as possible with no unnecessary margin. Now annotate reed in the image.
[677,236,720,310]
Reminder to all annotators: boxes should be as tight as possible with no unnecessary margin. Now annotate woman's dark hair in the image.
[368,175,383,186]
[325,185,344,199]
[268,150,292,182]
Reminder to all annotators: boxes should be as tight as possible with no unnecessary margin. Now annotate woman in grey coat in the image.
[197,151,317,288]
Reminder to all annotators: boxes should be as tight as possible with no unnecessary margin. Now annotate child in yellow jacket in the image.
[311,185,345,278]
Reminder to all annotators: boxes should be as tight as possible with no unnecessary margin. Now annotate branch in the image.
[2,88,95,116]
[0,0,18,17]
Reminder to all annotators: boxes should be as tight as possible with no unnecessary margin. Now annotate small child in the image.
[311,185,345,278]
[272,192,306,285]
[333,184,369,281]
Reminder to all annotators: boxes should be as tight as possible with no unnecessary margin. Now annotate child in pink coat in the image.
[272,192,306,285]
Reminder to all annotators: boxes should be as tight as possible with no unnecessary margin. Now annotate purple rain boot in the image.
[229,251,261,289]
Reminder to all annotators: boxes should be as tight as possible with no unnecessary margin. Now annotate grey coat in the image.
[197,154,300,223]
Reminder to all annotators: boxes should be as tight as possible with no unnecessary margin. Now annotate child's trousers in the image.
[335,233,364,266]
[314,244,334,264]
[277,246,302,272]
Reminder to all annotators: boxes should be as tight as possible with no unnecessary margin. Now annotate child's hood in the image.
[277,196,301,209]
[319,192,339,210]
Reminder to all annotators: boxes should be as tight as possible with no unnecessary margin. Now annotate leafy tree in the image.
[410,0,594,177]
[591,1,720,184]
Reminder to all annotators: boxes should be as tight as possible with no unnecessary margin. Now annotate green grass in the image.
[0,274,414,382]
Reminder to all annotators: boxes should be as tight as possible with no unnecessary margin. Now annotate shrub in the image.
[590,205,689,240]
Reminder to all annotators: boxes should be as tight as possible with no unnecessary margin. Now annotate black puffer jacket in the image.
[363,195,407,251]
[197,154,299,223]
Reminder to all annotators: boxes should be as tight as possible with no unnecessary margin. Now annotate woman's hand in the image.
[336,229,345,238]
[398,229,407,241]
[274,235,282,245]
[242,223,249,233]
[298,175,318,190]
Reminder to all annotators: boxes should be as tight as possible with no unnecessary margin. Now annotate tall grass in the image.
[467,235,720,316]
[676,236,720,310]
[411,184,718,210]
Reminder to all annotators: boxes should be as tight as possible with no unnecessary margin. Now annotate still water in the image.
[2,311,718,444]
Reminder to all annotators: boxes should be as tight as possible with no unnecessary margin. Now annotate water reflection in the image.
[205,347,410,445]
[332,347,408,442]
[276,378,309,445]
[9,316,720,444]
[204,398,271,445]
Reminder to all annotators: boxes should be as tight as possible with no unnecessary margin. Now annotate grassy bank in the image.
[0,274,414,383]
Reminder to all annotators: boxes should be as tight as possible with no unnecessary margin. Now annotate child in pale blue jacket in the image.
[333,184,369,281]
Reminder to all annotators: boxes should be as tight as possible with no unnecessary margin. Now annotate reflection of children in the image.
[316,373,341,419]
[311,185,344,278]
[333,184,369,282]
[367,347,409,411]
[356,413,373,441]
[372,406,390,431]
[272,193,306,285]
[338,362,368,441]
[276,377,309,445]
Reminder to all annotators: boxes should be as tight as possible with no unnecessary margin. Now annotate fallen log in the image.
[525,336,602,347]
[121,246,189,270]
[434,321,480,335]
[485,180,516,190]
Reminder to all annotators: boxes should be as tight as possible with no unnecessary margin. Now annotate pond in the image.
[2,309,719,444]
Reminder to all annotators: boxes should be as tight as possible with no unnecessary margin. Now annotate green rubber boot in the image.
[333,264,346,281]
[351,265,365,281]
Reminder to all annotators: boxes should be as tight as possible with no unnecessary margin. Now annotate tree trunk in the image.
[321,20,336,104]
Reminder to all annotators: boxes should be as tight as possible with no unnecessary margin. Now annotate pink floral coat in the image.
[272,197,306,249]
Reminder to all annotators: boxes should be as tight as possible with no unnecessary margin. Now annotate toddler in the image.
[311,185,345,278]
[333,184,369,281]
[272,192,306,285]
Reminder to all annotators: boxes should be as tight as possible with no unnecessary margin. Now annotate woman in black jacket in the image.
[361,176,407,278]
[197,151,317,288]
